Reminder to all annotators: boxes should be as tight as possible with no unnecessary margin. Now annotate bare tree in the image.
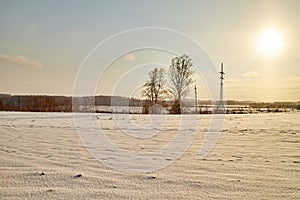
[168,55,194,114]
[142,67,168,106]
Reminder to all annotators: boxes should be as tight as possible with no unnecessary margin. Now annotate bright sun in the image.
[259,29,283,56]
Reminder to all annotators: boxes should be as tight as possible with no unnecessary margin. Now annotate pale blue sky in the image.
[0,0,299,101]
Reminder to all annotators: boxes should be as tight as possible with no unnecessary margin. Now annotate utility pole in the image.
[194,85,198,113]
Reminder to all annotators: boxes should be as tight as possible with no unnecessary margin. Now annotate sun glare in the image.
[259,29,283,56]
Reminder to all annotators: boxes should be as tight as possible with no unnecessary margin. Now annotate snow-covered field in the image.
[0,112,299,199]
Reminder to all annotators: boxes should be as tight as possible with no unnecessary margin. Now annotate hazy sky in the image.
[0,0,299,101]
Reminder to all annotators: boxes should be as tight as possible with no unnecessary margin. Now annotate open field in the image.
[0,112,299,199]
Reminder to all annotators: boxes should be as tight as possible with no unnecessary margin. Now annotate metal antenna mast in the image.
[216,63,225,113]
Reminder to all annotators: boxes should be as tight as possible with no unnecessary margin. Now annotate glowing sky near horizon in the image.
[0,0,300,101]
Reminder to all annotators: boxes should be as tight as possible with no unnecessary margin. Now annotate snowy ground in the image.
[0,112,299,199]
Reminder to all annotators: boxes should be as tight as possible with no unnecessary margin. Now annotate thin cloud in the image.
[286,75,300,82]
[242,71,258,78]
[0,54,43,69]
[123,53,135,61]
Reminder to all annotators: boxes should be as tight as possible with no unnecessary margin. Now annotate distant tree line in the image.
[0,94,299,113]
[0,95,72,112]
[0,95,143,112]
